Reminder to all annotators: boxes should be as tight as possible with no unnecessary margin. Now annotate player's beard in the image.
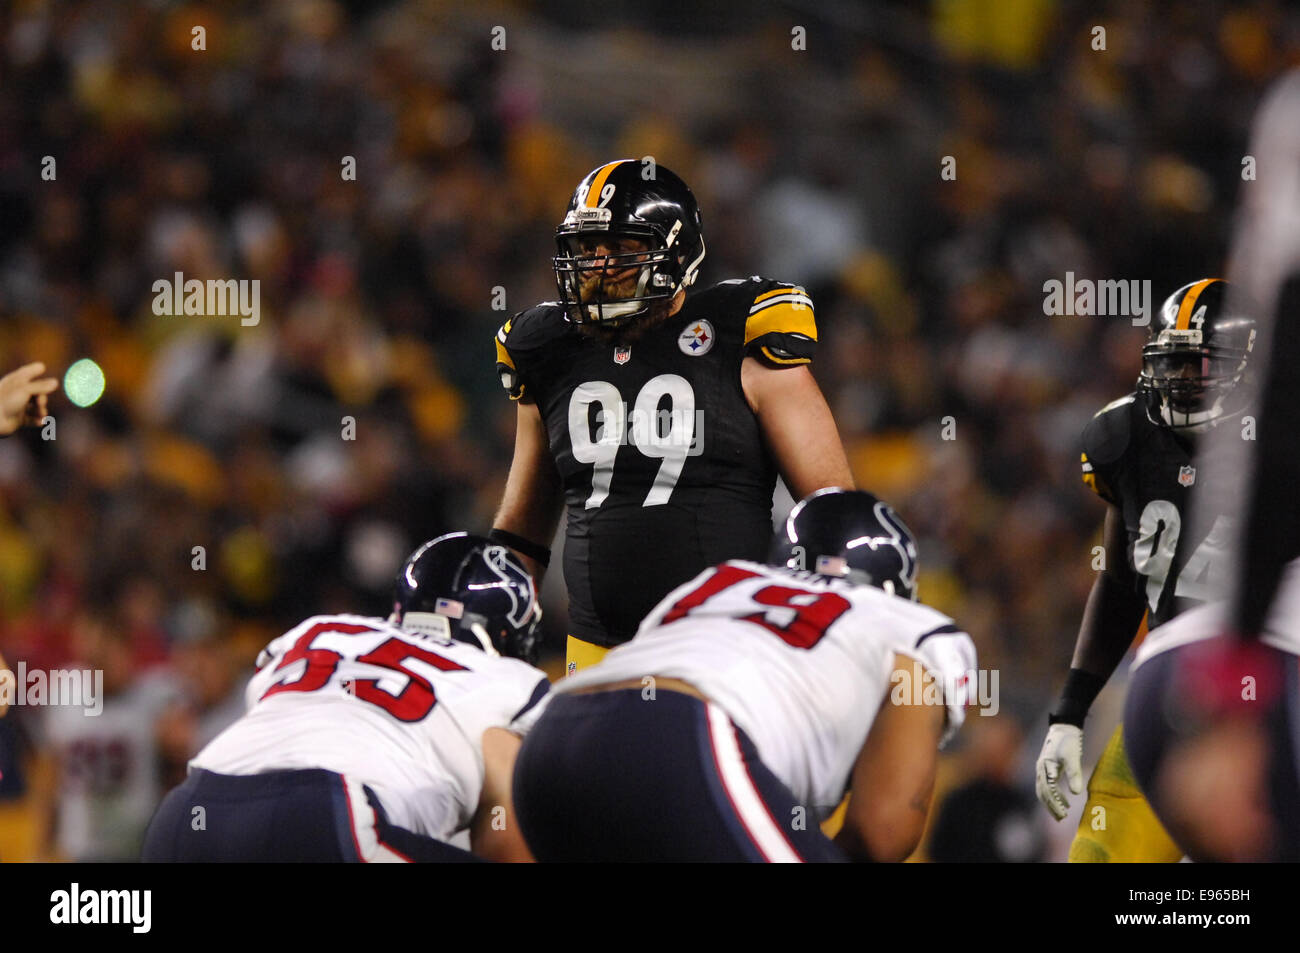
[575,271,675,343]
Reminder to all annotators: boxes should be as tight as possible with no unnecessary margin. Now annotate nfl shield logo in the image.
[614,346,631,365]
[1178,465,1196,487]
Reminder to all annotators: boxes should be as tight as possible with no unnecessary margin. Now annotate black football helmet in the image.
[553,159,706,328]
[390,533,542,664]
[1139,278,1258,431]
[769,488,920,601]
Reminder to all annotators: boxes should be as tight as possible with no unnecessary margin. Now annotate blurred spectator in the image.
[38,615,180,862]
[928,716,1049,862]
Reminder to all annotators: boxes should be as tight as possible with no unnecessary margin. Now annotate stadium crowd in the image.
[0,0,1294,861]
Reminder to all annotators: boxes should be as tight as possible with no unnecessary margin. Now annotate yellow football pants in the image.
[1069,722,1183,863]
[565,636,611,676]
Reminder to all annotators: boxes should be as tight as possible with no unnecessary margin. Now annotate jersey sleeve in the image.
[495,317,527,401]
[741,280,818,367]
[506,675,552,737]
[1080,395,1135,506]
[907,622,978,748]
[245,626,301,709]
[494,304,570,402]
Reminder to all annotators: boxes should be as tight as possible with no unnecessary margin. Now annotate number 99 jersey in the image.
[495,276,818,647]
[1080,394,1237,627]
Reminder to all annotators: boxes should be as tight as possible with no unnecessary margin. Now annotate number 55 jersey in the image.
[190,614,550,844]
[557,561,978,820]
[495,277,818,647]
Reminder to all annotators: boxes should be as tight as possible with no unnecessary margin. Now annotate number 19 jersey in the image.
[557,561,978,820]
[495,277,819,646]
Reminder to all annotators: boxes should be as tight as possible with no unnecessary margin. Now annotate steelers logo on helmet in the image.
[1138,278,1257,432]
[553,160,706,329]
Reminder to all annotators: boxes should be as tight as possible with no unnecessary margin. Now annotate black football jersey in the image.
[495,277,818,645]
[1080,393,1237,628]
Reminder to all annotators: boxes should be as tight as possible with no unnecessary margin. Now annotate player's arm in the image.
[491,400,563,580]
[835,653,945,862]
[469,727,534,863]
[741,357,855,498]
[0,362,58,436]
[1067,504,1149,683]
[1036,504,1147,819]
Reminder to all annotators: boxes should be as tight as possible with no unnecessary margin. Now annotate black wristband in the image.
[488,528,551,569]
[1048,668,1108,728]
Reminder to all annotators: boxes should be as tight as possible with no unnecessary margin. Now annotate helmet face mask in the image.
[554,231,679,326]
[553,160,705,329]
[1138,279,1257,432]
[1140,347,1248,427]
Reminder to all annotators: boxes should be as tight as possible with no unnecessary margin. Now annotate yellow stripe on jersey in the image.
[1175,278,1219,330]
[752,285,808,305]
[586,161,627,208]
[495,335,515,371]
[1081,453,1099,493]
[745,299,818,345]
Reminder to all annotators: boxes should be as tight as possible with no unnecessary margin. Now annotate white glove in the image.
[1035,723,1084,821]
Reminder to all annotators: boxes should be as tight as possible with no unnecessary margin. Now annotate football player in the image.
[1126,73,1300,862]
[141,534,549,863]
[510,489,977,862]
[490,160,855,672]
[1035,278,1257,861]
[1123,561,1300,862]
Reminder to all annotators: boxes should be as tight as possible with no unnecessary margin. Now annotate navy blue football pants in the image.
[141,767,481,862]
[513,688,846,862]
[1125,641,1300,861]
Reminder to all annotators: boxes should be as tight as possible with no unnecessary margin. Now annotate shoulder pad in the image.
[696,276,816,366]
[1080,394,1136,503]
[495,304,569,400]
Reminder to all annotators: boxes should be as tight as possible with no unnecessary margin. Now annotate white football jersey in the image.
[558,561,977,819]
[44,670,183,861]
[1134,557,1300,669]
[192,614,550,841]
